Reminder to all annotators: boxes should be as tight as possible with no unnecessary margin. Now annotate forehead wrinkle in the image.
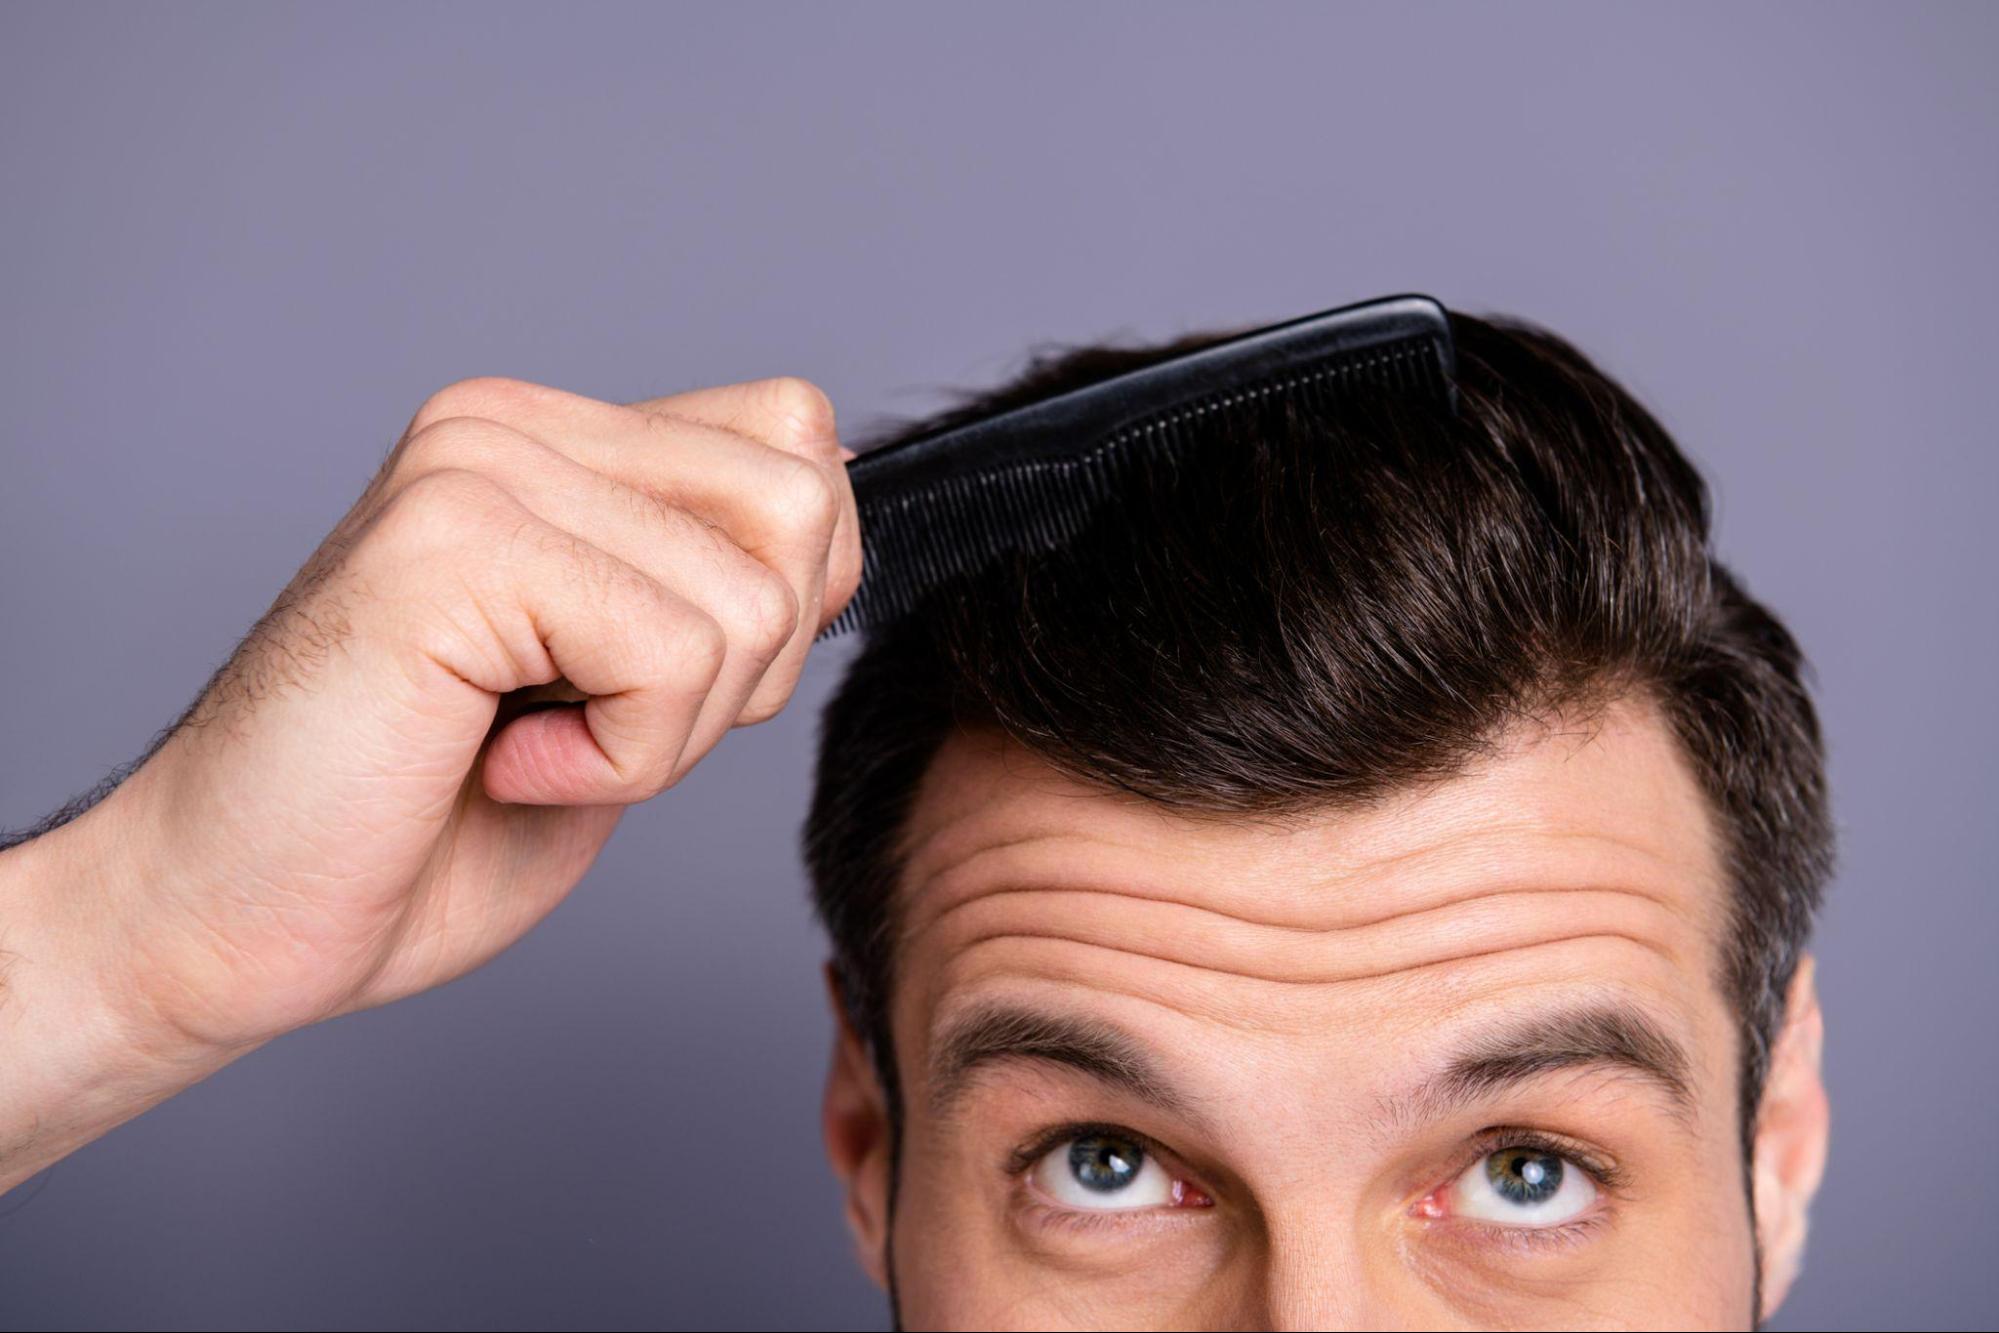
[945,924,1679,991]
[925,967,1301,1044]
[898,823,1705,947]
[904,878,1690,958]
[913,875,1688,997]
[899,828,1152,899]
[893,700,1728,951]
[893,706,1732,1101]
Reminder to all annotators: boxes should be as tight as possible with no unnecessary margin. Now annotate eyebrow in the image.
[928,1000,1695,1128]
[1403,1003,1697,1124]
[928,1004,1198,1122]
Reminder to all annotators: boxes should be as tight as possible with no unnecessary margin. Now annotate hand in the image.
[0,374,860,1183]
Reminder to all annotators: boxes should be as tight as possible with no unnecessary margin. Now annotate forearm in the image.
[0,801,249,1193]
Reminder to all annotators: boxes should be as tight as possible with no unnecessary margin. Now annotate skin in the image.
[0,373,862,1191]
[0,372,1826,1329]
[820,710,1829,1330]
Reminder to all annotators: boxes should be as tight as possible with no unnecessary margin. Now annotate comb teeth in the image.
[822,319,1453,639]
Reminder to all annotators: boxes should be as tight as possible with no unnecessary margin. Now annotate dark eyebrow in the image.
[928,1001,1692,1129]
[1404,1003,1697,1125]
[927,1004,1198,1122]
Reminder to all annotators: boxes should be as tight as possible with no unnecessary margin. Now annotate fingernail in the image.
[838,444,858,462]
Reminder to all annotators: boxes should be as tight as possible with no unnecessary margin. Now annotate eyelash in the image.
[1004,1121,1211,1236]
[1005,1122,1625,1249]
[1421,1125,1624,1250]
[1456,1126,1625,1191]
[1005,1120,1181,1179]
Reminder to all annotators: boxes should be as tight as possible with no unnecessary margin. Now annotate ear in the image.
[1751,953,1831,1322]
[820,963,894,1291]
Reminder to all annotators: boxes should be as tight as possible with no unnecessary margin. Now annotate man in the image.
[0,307,1831,1329]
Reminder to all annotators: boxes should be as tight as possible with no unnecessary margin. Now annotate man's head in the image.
[805,310,1833,1328]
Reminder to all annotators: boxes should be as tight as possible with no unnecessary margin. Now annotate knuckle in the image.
[734,665,801,724]
[398,415,515,477]
[664,603,729,692]
[756,376,838,454]
[734,694,786,726]
[768,455,841,539]
[410,376,542,435]
[735,566,801,661]
[377,467,513,550]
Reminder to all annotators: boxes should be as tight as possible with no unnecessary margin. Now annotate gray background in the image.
[1,3,1992,1329]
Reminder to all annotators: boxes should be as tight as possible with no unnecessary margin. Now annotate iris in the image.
[1485,1150,1564,1205]
[1068,1134,1143,1193]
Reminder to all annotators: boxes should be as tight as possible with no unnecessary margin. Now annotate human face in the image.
[824,697,1808,1329]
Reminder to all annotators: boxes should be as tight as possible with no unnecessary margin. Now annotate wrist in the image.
[0,789,253,1191]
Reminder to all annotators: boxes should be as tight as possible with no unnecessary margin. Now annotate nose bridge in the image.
[1213,1025,1414,1332]
[1254,1209,1396,1332]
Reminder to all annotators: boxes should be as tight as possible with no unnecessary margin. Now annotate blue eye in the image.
[1449,1146,1598,1226]
[1069,1134,1143,1193]
[1029,1131,1179,1211]
[1485,1149,1563,1205]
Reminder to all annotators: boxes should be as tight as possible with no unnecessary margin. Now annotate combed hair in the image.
[803,310,1833,1150]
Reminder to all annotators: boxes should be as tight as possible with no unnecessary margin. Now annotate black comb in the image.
[821,292,1457,638]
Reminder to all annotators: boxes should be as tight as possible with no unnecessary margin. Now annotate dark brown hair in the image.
[803,309,1833,1150]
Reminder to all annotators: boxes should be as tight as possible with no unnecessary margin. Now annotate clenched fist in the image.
[0,375,861,1190]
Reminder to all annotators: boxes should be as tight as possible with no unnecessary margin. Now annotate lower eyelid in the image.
[1018,1152,1217,1225]
[1016,1192,1218,1240]
[1416,1187,1614,1253]
[1453,1212,1610,1254]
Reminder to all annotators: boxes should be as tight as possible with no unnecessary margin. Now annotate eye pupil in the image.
[1068,1134,1143,1193]
[1485,1149,1564,1205]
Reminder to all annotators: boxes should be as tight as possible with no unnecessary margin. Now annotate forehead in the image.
[889,696,1737,1112]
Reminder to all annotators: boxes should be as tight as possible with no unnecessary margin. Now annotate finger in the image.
[383,416,801,756]
[362,469,726,806]
[400,378,861,715]
[393,383,831,647]
[630,376,844,465]
[628,379,866,709]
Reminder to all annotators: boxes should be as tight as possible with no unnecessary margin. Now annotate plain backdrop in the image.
[2,4,1993,1329]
